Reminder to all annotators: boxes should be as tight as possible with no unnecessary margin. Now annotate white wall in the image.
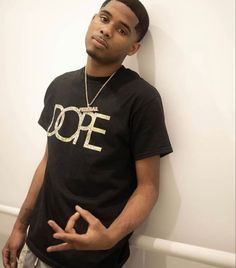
[0,0,235,267]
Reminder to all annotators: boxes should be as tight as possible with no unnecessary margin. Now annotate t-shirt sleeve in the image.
[130,94,173,160]
[38,80,56,131]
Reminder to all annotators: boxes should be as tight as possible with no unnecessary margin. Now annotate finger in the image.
[2,248,11,268]
[53,232,85,244]
[53,233,88,250]
[47,243,72,252]
[75,205,99,226]
[71,228,76,234]
[48,220,65,233]
[9,250,17,268]
[65,212,80,233]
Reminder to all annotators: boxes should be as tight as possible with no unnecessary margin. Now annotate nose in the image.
[100,25,112,39]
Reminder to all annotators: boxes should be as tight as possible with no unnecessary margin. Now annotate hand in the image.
[2,229,26,268]
[47,205,114,252]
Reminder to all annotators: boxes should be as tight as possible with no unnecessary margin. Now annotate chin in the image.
[86,48,99,59]
[86,48,122,65]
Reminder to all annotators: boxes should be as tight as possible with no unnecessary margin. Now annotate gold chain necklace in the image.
[80,68,116,113]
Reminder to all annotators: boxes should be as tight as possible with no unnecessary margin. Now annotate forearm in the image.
[45,185,159,252]
[13,150,48,232]
[108,184,158,245]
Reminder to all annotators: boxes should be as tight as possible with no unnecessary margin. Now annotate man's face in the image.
[85,0,140,64]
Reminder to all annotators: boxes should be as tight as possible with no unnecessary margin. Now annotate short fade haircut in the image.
[100,0,149,42]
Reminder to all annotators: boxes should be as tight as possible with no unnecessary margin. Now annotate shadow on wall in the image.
[137,31,156,86]
[124,30,181,268]
[124,161,180,268]
[124,30,156,86]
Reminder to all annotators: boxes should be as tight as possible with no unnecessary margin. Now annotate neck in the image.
[86,56,123,77]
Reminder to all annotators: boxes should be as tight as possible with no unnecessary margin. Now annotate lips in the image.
[92,35,108,49]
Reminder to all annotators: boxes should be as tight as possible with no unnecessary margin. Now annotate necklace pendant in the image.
[84,68,117,114]
[80,106,99,113]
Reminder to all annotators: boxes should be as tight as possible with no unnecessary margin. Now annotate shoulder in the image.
[118,66,162,106]
[44,68,83,99]
[51,68,83,87]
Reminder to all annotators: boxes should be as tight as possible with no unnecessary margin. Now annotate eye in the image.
[100,15,109,23]
[117,28,127,36]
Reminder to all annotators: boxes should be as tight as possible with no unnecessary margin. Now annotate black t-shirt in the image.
[26,66,173,268]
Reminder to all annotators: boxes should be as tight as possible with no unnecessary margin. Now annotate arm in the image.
[2,143,48,268]
[108,155,160,244]
[46,155,160,251]
[13,143,48,231]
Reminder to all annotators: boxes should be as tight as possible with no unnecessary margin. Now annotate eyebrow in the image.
[100,10,132,34]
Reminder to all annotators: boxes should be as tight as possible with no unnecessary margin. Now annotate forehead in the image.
[100,0,139,29]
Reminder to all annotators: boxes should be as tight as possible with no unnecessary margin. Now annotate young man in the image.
[2,0,173,267]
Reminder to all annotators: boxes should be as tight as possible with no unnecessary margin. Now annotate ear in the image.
[127,42,141,56]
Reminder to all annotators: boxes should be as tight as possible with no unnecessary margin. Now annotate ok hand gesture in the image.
[47,205,114,252]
